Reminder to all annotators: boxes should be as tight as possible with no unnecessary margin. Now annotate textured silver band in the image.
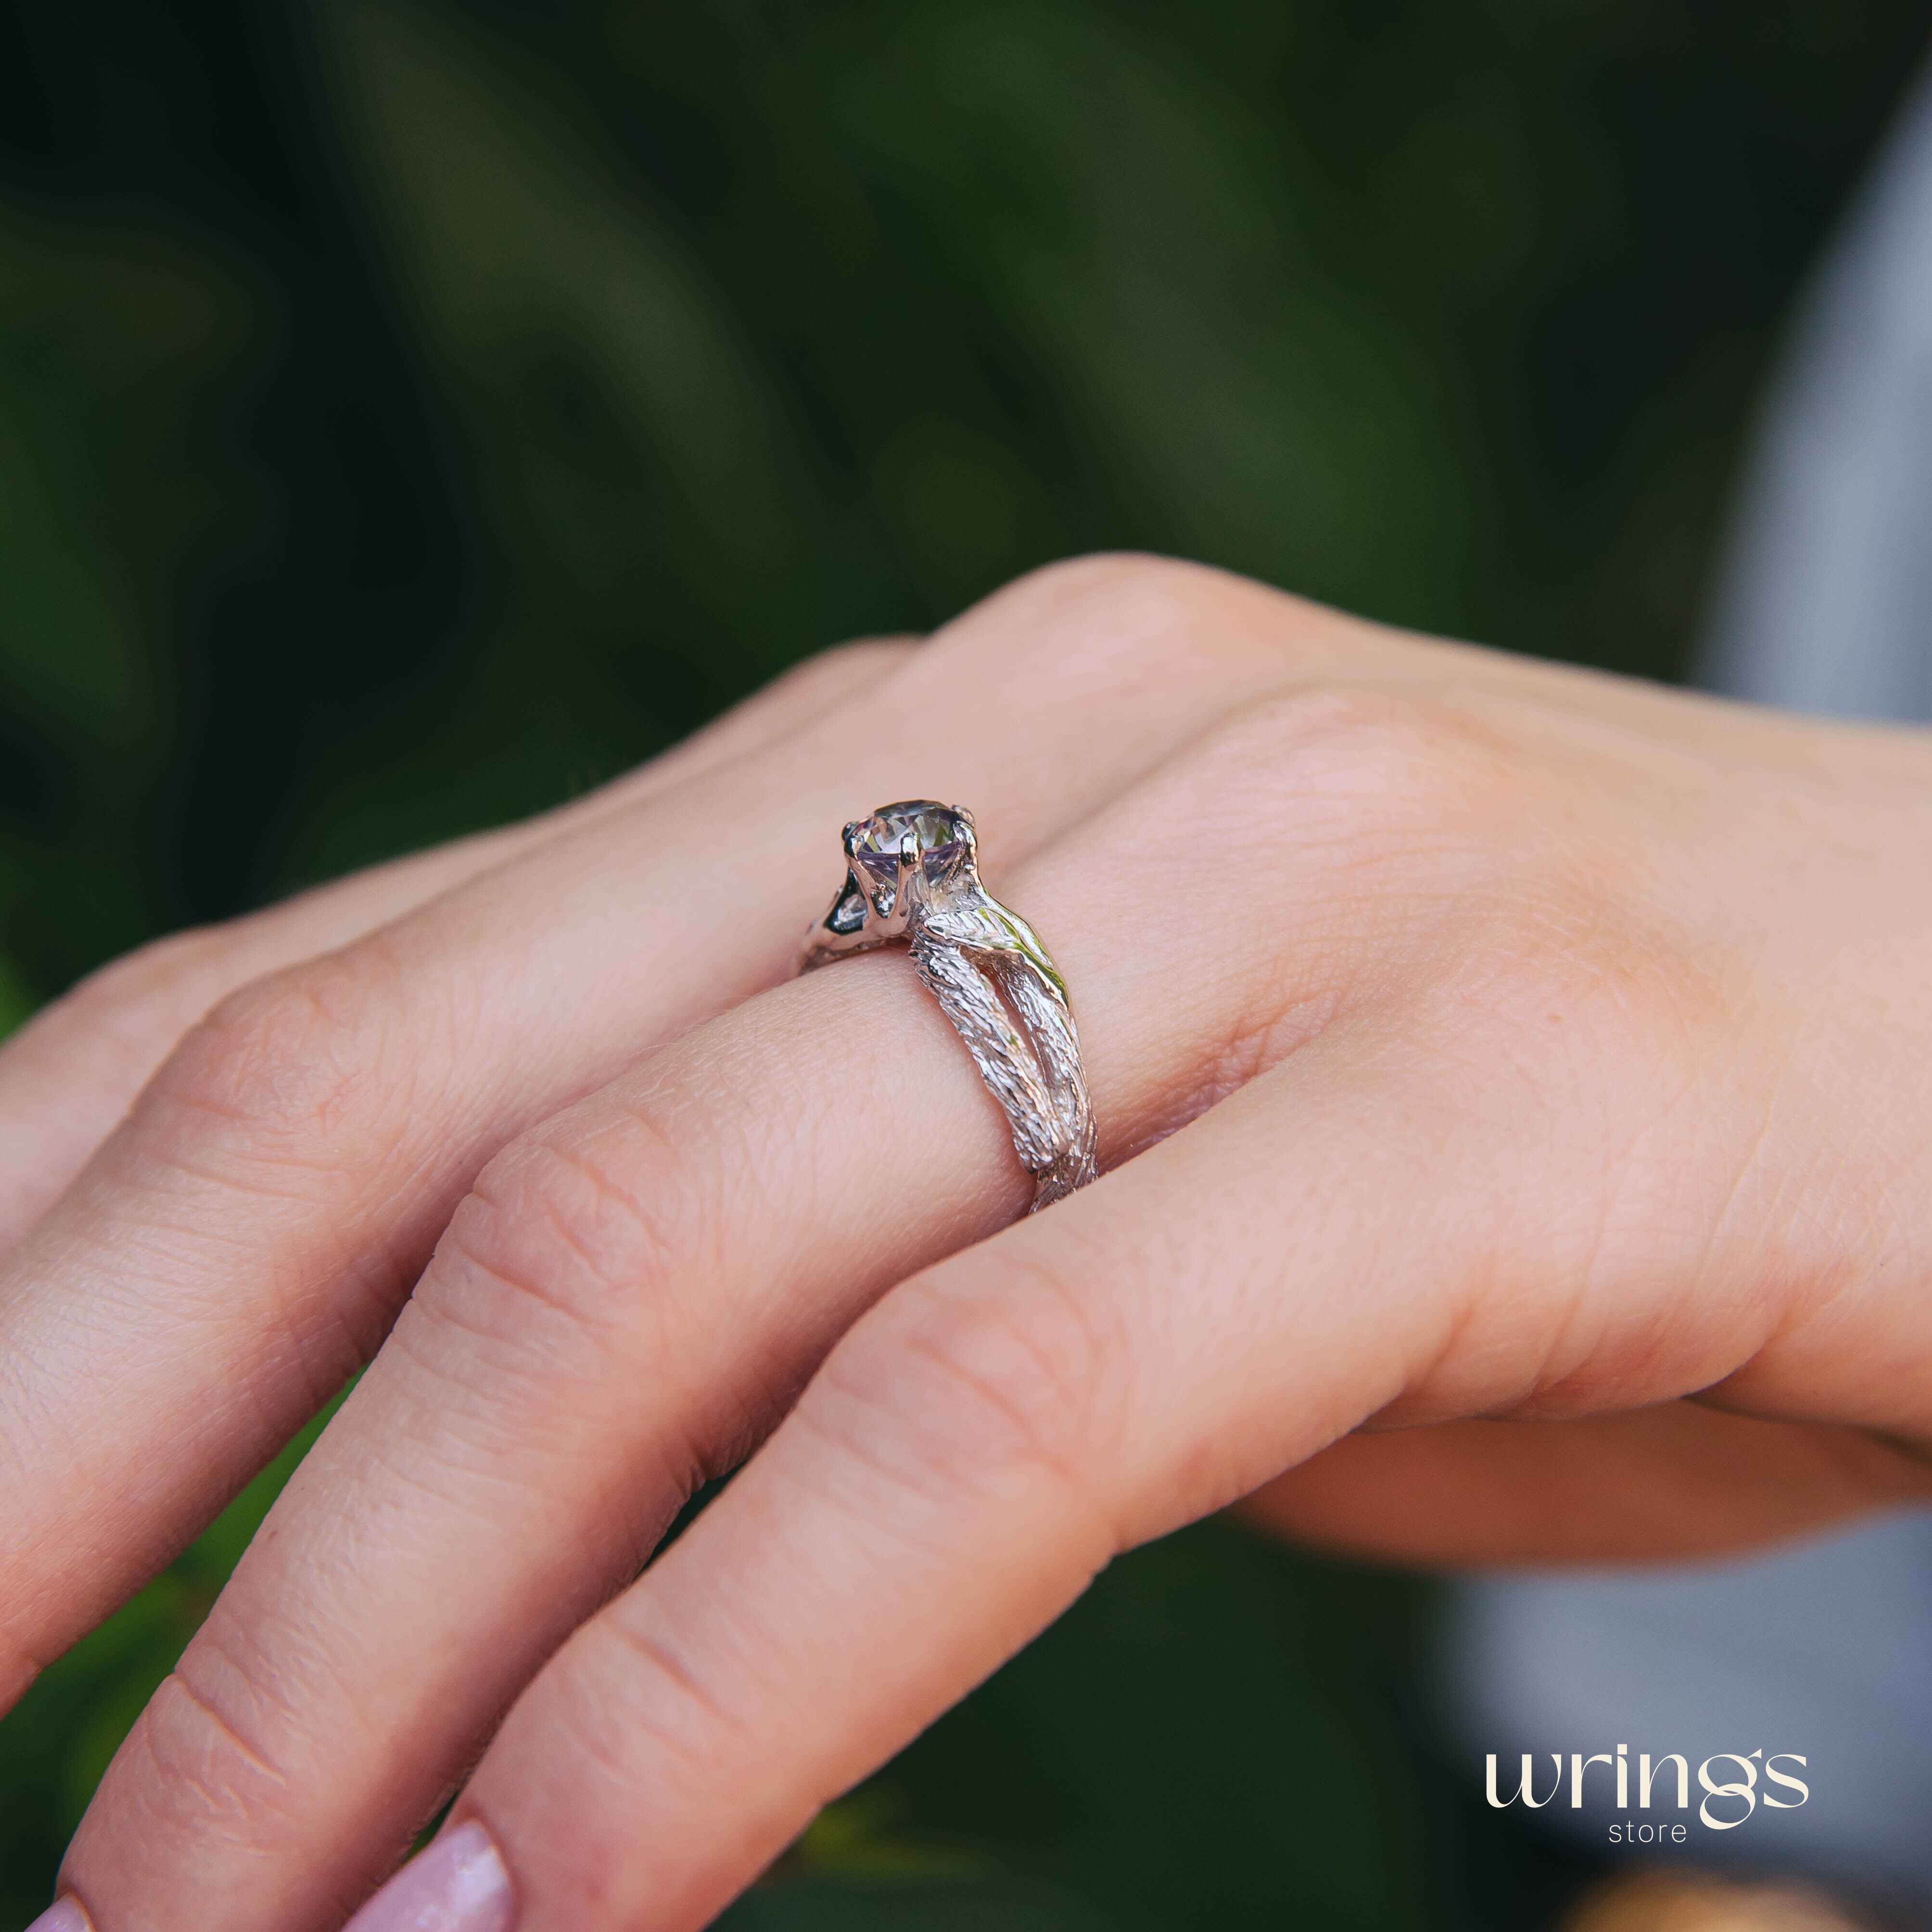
[799,801,1097,1211]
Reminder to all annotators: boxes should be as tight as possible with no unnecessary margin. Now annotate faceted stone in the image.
[849,800,970,890]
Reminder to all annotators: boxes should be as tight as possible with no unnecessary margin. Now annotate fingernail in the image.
[344,1819,516,1932]
[25,1902,93,1932]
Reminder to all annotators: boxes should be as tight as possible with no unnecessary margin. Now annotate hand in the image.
[7,556,1932,1932]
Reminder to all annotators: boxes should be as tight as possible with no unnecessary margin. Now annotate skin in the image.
[3,553,1932,1929]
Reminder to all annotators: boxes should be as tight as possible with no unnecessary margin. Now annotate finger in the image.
[63,680,1420,1929]
[399,976,1905,1932]
[1233,1405,1932,1565]
[0,559,1305,1716]
[379,1041,1477,1932]
[0,636,914,1256]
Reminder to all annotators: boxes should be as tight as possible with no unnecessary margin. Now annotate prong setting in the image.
[798,799,1096,1210]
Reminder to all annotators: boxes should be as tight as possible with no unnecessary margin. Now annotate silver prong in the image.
[794,802,1094,1210]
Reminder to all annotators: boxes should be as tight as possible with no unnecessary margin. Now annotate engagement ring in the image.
[799,801,1097,1209]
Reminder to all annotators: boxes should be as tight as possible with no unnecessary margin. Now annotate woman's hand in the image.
[7,556,1932,1932]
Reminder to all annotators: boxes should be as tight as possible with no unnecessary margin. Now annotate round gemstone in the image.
[850,800,968,885]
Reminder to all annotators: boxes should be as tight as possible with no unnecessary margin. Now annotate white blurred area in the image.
[1447,1511,1932,1904]
[1452,53,1932,1922]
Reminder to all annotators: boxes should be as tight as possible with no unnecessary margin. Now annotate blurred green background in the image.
[0,2,1925,1925]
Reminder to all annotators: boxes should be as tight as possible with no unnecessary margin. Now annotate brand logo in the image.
[1485,1748,1810,1843]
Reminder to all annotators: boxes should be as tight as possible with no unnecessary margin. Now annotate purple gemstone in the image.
[850,801,969,887]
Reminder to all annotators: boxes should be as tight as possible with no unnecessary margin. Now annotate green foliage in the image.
[711,1524,1437,1932]
[0,0,1923,1923]
[0,957,31,1042]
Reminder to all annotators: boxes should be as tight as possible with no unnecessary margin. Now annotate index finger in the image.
[0,636,913,1258]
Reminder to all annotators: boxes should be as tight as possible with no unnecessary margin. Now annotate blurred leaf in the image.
[0,847,39,1037]
[0,191,273,982]
[824,0,1469,626]
[723,1874,1119,1932]
[0,956,33,1040]
[879,1523,1430,1931]
[793,1786,985,1882]
[329,0,831,663]
[0,195,267,743]
[0,382,145,741]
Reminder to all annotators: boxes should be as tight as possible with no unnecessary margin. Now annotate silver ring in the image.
[799,801,1097,1211]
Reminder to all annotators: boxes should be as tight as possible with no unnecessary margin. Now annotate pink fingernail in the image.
[24,1901,93,1932]
[344,1819,516,1932]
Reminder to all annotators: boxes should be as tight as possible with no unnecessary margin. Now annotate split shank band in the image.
[798,801,1098,1210]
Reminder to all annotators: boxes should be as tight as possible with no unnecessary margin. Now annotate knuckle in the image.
[1152,686,1530,931]
[470,1624,762,1917]
[1173,691,1697,1064]
[793,633,918,685]
[801,1255,1124,1521]
[998,550,1203,622]
[78,1647,300,1863]
[30,926,224,1046]
[129,943,405,1160]
[412,1106,709,1391]
[1197,685,1502,823]
[1098,686,1590,1096]
[731,636,917,726]
[1124,685,1515,920]
[957,551,1271,694]
[584,1607,754,1770]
